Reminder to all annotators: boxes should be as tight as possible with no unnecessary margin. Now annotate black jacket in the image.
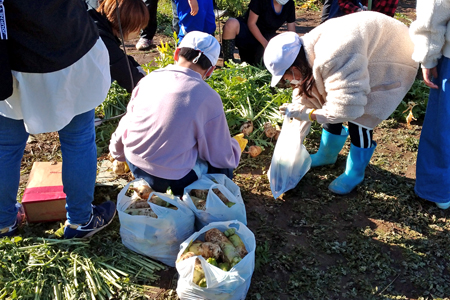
[5,0,98,73]
[1,0,98,100]
[88,8,144,93]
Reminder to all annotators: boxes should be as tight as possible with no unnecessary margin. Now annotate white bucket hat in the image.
[263,32,302,87]
[179,31,220,66]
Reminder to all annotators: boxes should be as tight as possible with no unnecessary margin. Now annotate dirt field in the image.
[17,2,450,300]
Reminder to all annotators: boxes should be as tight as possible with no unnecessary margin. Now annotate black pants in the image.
[141,0,158,40]
[323,122,373,148]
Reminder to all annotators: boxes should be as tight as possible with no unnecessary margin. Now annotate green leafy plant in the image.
[0,237,165,299]
[95,82,130,120]
[391,79,430,122]
[208,62,291,149]
[215,0,250,17]
[298,0,322,11]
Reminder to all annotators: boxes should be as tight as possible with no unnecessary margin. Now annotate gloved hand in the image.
[279,103,314,121]
[233,133,248,153]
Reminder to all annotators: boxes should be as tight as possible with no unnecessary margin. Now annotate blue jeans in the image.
[0,110,97,227]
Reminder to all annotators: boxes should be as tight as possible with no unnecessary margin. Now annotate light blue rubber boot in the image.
[328,141,377,195]
[311,127,349,168]
[436,201,450,209]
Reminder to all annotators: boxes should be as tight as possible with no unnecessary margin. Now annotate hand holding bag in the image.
[268,116,312,199]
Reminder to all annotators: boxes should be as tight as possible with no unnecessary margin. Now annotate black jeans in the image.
[323,122,373,148]
[141,0,158,40]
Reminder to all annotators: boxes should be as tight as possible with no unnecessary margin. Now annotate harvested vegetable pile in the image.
[189,188,236,211]
[177,228,247,287]
[124,184,178,217]
[0,237,165,299]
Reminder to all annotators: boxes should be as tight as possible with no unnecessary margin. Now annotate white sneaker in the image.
[214,8,228,19]
[136,38,153,51]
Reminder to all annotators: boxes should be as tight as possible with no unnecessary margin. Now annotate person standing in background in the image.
[321,0,398,23]
[136,0,159,50]
[0,0,116,238]
[409,0,450,209]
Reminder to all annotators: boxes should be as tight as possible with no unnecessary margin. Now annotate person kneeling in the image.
[109,31,241,196]
[221,0,296,66]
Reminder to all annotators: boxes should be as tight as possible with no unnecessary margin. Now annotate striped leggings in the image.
[323,122,373,148]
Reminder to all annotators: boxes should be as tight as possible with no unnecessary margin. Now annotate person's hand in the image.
[189,0,199,16]
[422,67,439,89]
[279,103,314,121]
[233,133,248,153]
[262,39,269,49]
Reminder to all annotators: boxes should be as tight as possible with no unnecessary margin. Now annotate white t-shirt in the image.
[0,39,111,134]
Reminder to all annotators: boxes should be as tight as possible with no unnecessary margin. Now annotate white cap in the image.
[179,31,220,66]
[275,0,289,5]
[264,32,302,87]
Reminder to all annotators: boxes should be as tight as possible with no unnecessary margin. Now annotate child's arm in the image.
[189,0,199,16]
[247,10,269,48]
[287,22,296,32]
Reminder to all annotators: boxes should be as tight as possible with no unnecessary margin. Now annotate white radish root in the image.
[129,185,153,200]
[240,120,254,136]
[264,122,277,138]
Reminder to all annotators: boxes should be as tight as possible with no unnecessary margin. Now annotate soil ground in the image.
[16,2,450,300]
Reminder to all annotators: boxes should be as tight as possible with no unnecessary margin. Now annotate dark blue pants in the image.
[415,56,450,204]
[126,159,233,196]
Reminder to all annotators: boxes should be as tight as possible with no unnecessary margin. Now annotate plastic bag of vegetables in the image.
[117,179,195,267]
[176,220,255,300]
[183,174,247,230]
[268,116,312,199]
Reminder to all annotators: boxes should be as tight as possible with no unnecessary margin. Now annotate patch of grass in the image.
[157,0,174,35]
[395,12,414,26]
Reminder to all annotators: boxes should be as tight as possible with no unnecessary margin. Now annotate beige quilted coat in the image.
[295,11,419,128]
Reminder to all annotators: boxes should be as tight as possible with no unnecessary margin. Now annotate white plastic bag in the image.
[117,179,195,267]
[183,174,247,230]
[176,220,256,300]
[268,116,312,199]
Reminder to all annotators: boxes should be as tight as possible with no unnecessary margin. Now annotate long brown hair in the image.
[97,0,149,38]
[291,46,315,98]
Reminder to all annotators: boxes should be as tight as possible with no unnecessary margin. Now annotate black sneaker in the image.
[64,201,116,239]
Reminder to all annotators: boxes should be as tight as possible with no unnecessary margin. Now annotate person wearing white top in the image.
[0,0,116,239]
